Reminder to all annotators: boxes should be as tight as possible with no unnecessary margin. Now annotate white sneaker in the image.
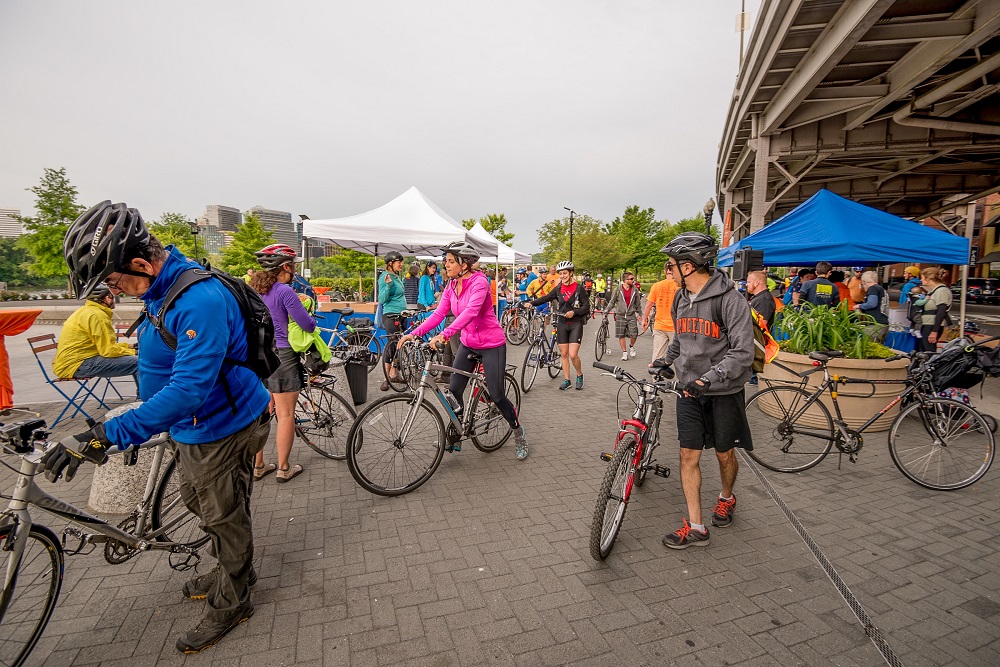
[621,351,629,361]
[629,347,636,358]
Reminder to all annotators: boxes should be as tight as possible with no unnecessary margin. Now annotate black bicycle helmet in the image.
[442,240,480,264]
[660,232,718,267]
[87,285,112,302]
[255,243,300,270]
[384,250,403,264]
[64,200,150,298]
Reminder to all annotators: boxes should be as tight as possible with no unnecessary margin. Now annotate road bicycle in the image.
[589,360,677,561]
[346,342,520,496]
[520,310,562,393]
[318,307,381,374]
[745,349,995,490]
[503,303,533,345]
[295,372,357,460]
[594,312,611,361]
[0,415,207,667]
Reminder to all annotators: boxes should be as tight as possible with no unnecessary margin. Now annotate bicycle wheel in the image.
[346,329,381,374]
[889,398,995,490]
[744,386,834,472]
[589,436,636,561]
[150,456,211,549]
[505,312,529,345]
[471,372,521,452]
[547,343,562,379]
[346,395,446,496]
[521,341,541,393]
[384,340,410,393]
[0,523,63,667]
[595,323,608,361]
[296,381,357,460]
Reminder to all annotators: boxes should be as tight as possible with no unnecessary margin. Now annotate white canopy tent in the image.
[301,186,494,298]
[465,222,532,264]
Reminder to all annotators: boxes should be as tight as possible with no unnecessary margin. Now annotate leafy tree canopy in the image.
[328,248,376,276]
[0,238,31,287]
[149,212,198,258]
[220,211,274,276]
[536,214,624,271]
[461,213,514,245]
[17,167,87,279]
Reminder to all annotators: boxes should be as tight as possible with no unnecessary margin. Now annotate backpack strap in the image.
[147,269,214,349]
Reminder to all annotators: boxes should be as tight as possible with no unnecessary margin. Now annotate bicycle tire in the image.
[471,372,521,452]
[521,341,542,393]
[0,523,63,667]
[889,398,995,490]
[384,339,411,393]
[346,395,446,496]
[150,456,211,549]
[744,386,834,472]
[547,344,562,379]
[505,312,529,346]
[589,437,635,561]
[296,381,357,460]
[346,329,381,374]
[595,324,608,361]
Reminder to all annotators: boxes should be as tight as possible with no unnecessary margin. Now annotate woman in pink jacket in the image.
[400,241,529,460]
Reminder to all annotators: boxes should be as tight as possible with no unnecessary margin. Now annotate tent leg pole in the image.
[959,204,975,335]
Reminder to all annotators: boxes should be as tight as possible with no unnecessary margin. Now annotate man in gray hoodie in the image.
[658,232,755,550]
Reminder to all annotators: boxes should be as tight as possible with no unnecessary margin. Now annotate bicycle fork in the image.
[599,422,670,479]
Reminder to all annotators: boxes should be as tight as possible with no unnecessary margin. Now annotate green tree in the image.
[149,212,198,257]
[661,214,719,243]
[461,213,515,245]
[220,211,274,276]
[17,167,87,279]
[536,214,623,270]
[605,205,667,273]
[0,238,31,287]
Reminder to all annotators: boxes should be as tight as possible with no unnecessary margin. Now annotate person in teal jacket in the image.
[379,250,407,391]
[418,261,438,309]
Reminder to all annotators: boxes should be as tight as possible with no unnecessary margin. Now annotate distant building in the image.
[193,218,227,256]
[249,205,299,249]
[0,208,22,237]
[202,205,241,233]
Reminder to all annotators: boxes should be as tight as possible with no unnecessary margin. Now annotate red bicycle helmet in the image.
[255,243,302,270]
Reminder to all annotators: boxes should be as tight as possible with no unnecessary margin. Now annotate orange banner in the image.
[722,209,732,248]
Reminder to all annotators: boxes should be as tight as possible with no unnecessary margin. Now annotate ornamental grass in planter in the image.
[763,305,910,432]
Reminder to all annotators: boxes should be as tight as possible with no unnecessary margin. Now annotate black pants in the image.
[449,343,519,430]
[171,411,270,620]
[382,314,405,365]
[917,324,938,353]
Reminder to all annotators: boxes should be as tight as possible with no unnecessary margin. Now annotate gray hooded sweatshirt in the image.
[663,268,754,394]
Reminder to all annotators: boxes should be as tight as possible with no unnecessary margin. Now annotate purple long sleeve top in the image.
[264,282,315,348]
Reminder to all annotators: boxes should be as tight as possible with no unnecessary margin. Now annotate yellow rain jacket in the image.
[53,301,136,378]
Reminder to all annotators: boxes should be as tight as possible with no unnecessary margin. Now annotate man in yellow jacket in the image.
[54,286,138,390]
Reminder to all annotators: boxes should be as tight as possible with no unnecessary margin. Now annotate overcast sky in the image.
[1,0,760,253]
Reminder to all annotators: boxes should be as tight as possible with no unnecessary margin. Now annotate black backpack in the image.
[129,265,280,413]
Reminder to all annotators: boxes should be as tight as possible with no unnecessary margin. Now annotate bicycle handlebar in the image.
[593,361,680,395]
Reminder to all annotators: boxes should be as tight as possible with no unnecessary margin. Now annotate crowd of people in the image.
[40,197,968,655]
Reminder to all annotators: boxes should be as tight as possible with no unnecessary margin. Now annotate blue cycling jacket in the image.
[104,247,271,447]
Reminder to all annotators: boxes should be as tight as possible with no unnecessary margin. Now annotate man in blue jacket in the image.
[47,201,272,654]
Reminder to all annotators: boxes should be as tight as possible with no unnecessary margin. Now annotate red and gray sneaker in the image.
[711,495,736,528]
[662,518,710,550]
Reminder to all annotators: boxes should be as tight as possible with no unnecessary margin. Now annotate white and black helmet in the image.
[555,260,575,272]
[442,240,480,264]
[660,232,718,268]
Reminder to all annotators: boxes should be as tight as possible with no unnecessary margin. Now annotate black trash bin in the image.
[344,358,368,406]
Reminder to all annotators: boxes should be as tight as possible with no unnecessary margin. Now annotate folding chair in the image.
[27,334,124,427]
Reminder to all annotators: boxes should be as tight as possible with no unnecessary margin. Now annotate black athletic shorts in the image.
[557,320,584,345]
[265,347,304,394]
[675,389,753,452]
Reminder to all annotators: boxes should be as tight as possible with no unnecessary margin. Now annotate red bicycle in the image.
[590,360,680,560]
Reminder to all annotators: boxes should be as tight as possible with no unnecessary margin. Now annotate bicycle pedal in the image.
[599,452,613,462]
[653,464,671,478]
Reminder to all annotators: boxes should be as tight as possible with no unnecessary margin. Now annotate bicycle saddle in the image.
[467,352,483,362]
[808,350,844,362]
[327,307,355,316]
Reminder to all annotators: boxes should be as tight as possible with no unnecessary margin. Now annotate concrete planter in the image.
[760,351,910,432]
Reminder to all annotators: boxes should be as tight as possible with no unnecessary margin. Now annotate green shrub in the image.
[310,277,375,300]
[776,304,894,359]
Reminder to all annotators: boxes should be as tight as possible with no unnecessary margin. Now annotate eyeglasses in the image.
[103,273,124,290]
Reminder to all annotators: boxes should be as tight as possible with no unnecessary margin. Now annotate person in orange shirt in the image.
[642,262,678,365]
[847,267,867,304]
[828,270,854,309]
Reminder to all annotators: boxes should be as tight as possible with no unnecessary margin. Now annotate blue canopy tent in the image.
[717,189,970,267]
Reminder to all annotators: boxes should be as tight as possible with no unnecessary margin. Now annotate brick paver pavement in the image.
[3,324,999,666]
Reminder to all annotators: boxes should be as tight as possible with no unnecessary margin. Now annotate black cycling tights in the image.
[449,343,520,430]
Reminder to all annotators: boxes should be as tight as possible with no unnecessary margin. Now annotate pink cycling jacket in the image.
[410,271,506,349]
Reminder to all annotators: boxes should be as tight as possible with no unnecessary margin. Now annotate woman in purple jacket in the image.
[250,244,316,482]
[400,241,529,460]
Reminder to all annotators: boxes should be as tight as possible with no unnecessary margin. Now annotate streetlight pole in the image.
[189,221,200,263]
[563,207,577,262]
[703,198,716,236]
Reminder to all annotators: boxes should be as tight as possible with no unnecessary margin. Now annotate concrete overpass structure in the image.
[717,0,1000,241]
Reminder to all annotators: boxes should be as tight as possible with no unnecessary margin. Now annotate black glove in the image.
[40,422,113,483]
[682,376,711,398]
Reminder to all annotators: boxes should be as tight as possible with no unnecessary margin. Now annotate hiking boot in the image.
[575,375,584,390]
[175,600,255,653]
[559,379,572,390]
[183,566,258,600]
[514,425,528,460]
[711,495,736,528]
[662,519,710,550]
